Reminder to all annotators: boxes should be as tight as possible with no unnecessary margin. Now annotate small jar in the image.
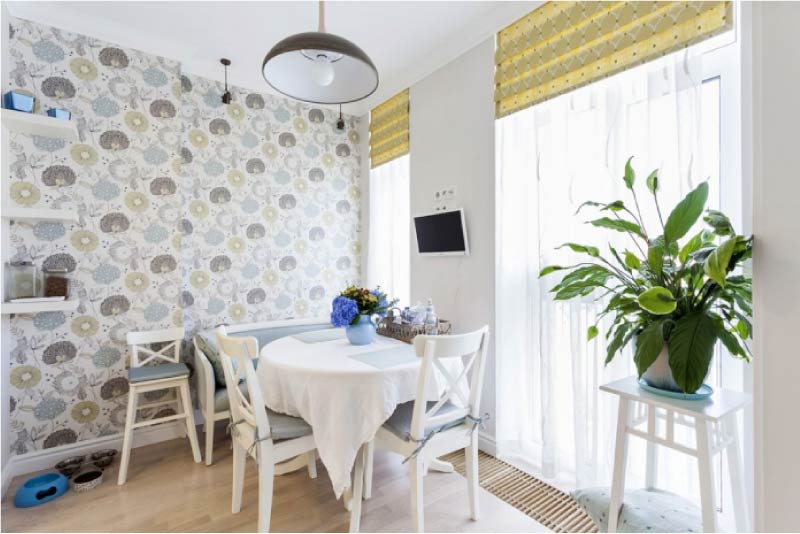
[43,267,70,298]
[8,262,38,299]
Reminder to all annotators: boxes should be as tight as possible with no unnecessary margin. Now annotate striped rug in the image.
[440,450,598,533]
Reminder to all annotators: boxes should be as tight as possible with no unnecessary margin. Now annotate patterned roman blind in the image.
[495,1,733,118]
[369,89,409,168]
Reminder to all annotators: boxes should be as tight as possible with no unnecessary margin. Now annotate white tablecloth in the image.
[257,331,441,498]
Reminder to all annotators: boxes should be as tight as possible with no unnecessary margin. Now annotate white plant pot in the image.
[641,344,683,392]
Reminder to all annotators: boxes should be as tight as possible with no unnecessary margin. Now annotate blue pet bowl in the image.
[14,473,69,508]
[47,108,72,120]
[4,91,34,113]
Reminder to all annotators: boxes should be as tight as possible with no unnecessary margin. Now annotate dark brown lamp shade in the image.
[262,31,379,104]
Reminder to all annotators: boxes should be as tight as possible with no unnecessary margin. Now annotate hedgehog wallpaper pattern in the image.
[5,18,363,455]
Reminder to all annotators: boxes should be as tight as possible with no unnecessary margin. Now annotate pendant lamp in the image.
[262,1,378,104]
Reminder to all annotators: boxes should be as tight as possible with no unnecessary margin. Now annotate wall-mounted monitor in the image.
[413,208,469,256]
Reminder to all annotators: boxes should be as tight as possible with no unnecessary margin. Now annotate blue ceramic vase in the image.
[346,314,376,345]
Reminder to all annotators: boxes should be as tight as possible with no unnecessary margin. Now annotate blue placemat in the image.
[349,346,417,369]
[293,329,346,343]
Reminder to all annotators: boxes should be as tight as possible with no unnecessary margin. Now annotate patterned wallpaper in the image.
[5,18,363,455]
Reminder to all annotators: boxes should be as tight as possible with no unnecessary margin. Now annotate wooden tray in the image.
[376,317,452,344]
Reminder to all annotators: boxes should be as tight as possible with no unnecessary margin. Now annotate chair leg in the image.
[363,440,374,500]
[179,381,202,463]
[257,450,275,534]
[306,451,318,479]
[205,413,215,466]
[117,386,139,485]
[349,443,365,533]
[409,458,425,533]
[466,432,480,520]
[232,442,246,514]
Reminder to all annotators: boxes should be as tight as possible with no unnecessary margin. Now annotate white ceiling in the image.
[6,1,538,115]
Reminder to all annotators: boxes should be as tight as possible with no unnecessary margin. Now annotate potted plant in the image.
[540,158,753,395]
[331,286,396,345]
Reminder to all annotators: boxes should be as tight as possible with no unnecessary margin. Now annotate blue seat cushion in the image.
[128,363,190,384]
[571,487,702,533]
[265,409,312,441]
[383,400,465,441]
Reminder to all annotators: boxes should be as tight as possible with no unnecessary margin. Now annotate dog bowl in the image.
[14,473,69,508]
[91,449,117,469]
[55,456,85,478]
[72,470,103,492]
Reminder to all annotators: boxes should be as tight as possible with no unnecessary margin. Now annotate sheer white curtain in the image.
[367,154,410,304]
[496,50,718,495]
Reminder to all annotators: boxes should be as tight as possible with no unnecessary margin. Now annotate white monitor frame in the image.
[413,208,470,257]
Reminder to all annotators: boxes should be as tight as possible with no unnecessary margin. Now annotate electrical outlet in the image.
[433,187,456,201]
[433,200,449,212]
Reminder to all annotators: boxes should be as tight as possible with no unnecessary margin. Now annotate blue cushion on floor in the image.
[128,363,189,383]
[571,487,702,533]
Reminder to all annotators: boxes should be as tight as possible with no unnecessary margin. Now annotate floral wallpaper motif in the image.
[5,18,363,455]
[180,74,362,334]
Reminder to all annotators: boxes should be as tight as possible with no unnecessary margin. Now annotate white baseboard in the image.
[1,418,192,498]
[478,431,497,456]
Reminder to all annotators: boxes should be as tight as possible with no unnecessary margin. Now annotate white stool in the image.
[601,376,751,533]
[118,327,201,485]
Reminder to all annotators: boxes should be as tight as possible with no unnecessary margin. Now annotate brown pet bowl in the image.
[90,449,117,469]
[55,456,85,478]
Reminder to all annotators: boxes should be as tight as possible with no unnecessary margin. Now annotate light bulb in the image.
[311,56,335,86]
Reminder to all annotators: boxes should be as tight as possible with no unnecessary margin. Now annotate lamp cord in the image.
[318,0,326,32]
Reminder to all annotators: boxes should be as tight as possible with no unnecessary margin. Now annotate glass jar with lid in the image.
[43,267,70,298]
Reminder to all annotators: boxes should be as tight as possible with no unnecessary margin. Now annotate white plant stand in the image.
[601,376,752,533]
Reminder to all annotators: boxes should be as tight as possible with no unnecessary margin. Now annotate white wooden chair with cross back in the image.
[363,326,490,532]
[117,327,201,485]
[215,325,319,533]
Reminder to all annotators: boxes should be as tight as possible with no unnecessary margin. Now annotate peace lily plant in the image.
[540,158,753,394]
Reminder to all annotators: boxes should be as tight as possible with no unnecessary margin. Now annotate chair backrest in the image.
[127,327,185,368]
[214,325,271,449]
[409,326,490,441]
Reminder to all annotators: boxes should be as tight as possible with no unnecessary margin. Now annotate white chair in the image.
[118,327,201,485]
[215,325,318,533]
[364,326,490,532]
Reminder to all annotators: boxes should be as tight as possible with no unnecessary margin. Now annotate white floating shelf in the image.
[1,298,79,315]
[1,206,78,223]
[1,109,79,141]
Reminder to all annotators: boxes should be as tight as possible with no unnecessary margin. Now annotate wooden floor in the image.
[2,424,548,533]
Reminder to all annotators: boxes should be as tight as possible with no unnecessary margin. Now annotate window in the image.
[495,36,746,528]
[366,155,410,304]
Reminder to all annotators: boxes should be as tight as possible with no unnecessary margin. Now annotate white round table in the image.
[257,329,447,499]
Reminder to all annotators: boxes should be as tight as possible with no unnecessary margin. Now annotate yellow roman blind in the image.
[370,89,409,169]
[495,1,733,118]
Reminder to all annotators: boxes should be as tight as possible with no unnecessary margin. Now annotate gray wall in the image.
[409,37,497,439]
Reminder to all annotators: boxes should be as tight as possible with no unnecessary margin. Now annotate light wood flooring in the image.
[2,423,548,533]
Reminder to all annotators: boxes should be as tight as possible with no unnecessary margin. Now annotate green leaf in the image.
[679,231,706,264]
[589,217,646,238]
[647,243,664,275]
[603,200,626,212]
[668,312,717,393]
[704,236,740,287]
[624,251,641,270]
[664,182,709,244]
[637,286,676,315]
[605,323,633,365]
[574,201,605,215]
[634,320,665,377]
[557,242,600,257]
[735,319,750,339]
[624,156,635,189]
[587,326,599,341]
[539,265,565,277]
[646,169,659,194]
[704,210,734,236]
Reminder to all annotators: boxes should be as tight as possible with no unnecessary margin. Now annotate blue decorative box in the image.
[14,473,69,508]
[47,108,72,120]
[3,91,34,113]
